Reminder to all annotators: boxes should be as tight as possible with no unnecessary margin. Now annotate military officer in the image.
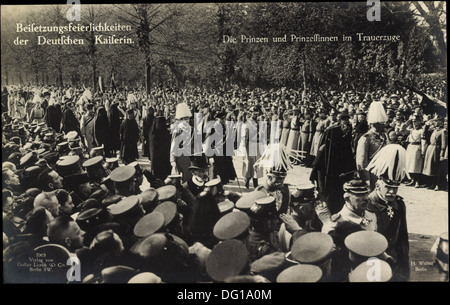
[365,144,411,282]
[356,101,388,191]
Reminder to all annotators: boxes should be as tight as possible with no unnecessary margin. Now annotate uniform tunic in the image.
[367,191,410,281]
[356,130,387,190]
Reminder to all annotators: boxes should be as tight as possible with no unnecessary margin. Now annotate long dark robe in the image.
[108,103,123,152]
[149,116,171,180]
[120,117,140,164]
[208,122,237,185]
[83,114,96,153]
[143,109,155,159]
[310,125,355,214]
[60,107,80,135]
[44,104,62,132]
[94,107,113,157]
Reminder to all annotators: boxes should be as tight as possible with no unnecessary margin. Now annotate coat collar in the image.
[368,191,398,212]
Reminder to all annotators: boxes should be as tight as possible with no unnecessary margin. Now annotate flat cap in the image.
[348,259,392,282]
[156,185,177,202]
[291,232,334,264]
[133,211,165,238]
[276,264,322,283]
[206,239,249,282]
[344,231,388,258]
[153,201,177,226]
[109,166,135,183]
[213,211,250,240]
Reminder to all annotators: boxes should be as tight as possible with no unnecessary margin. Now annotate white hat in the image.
[175,102,192,119]
[367,101,388,124]
[366,144,407,183]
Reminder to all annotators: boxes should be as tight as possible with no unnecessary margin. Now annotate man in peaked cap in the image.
[365,144,410,281]
[344,231,389,269]
[109,165,139,197]
[205,239,250,282]
[246,196,282,262]
[213,210,251,242]
[348,258,392,282]
[130,233,190,283]
[276,264,323,283]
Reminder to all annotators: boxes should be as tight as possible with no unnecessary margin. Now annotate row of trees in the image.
[1,2,446,93]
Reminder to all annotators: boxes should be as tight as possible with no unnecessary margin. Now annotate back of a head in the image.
[33,191,58,215]
[46,215,73,245]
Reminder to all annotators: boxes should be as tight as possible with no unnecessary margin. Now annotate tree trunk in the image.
[145,57,151,95]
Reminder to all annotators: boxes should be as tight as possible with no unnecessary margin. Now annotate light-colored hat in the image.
[175,102,192,119]
[366,144,407,184]
[367,101,388,124]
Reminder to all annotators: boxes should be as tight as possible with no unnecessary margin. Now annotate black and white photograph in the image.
[1,1,448,287]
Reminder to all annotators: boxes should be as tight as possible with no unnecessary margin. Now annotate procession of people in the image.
[2,82,448,283]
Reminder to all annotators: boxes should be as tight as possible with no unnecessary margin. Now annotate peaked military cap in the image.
[156,185,177,202]
[348,259,392,282]
[276,264,322,283]
[109,166,135,183]
[344,231,388,260]
[56,155,81,177]
[343,179,370,194]
[128,272,162,284]
[206,239,249,282]
[108,195,142,217]
[133,211,165,238]
[153,201,177,227]
[213,211,250,240]
[101,265,136,284]
[82,156,104,170]
[291,232,334,264]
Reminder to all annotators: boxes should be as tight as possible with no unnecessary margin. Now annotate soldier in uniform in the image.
[356,101,388,191]
[109,165,139,197]
[246,196,282,262]
[313,177,380,281]
[365,144,411,281]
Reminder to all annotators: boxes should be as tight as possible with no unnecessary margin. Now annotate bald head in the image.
[33,191,60,217]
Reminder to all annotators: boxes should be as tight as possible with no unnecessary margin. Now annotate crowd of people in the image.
[2,82,448,283]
